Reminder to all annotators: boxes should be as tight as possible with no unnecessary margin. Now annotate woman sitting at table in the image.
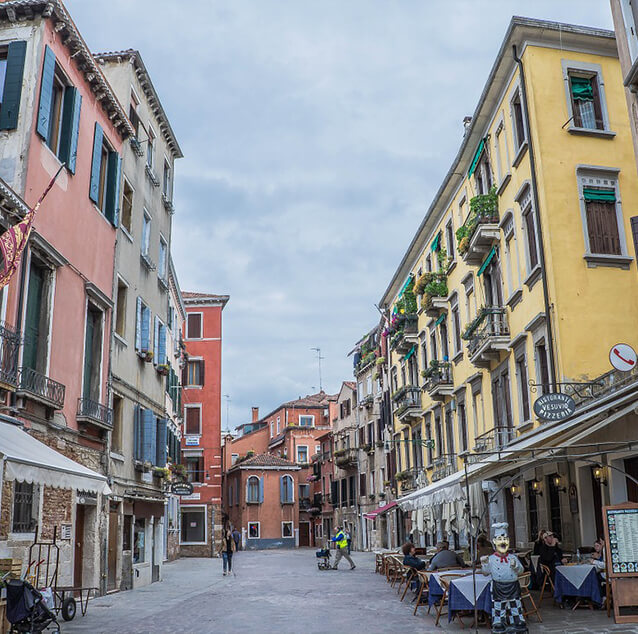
[402,542,426,570]
[586,538,606,571]
[537,531,567,580]
[532,529,548,556]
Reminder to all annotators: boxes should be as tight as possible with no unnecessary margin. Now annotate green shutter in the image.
[23,265,44,371]
[477,246,497,276]
[104,152,121,226]
[403,345,416,361]
[467,138,486,178]
[142,409,156,463]
[82,309,95,400]
[0,40,27,130]
[58,87,82,173]
[430,233,440,253]
[89,122,103,203]
[36,45,56,140]
[583,187,615,202]
[156,418,167,467]
[434,314,446,327]
[570,76,593,102]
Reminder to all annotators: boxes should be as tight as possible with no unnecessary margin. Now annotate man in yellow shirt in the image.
[331,525,356,570]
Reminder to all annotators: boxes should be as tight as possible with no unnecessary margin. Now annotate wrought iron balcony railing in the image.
[467,426,515,464]
[431,453,456,482]
[17,366,65,409]
[77,398,113,430]
[466,307,510,358]
[423,362,453,398]
[0,322,20,388]
[334,447,358,468]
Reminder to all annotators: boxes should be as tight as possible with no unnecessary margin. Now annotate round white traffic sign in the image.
[609,343,637,372]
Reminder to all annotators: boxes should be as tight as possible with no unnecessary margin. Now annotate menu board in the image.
[607,507,638,575]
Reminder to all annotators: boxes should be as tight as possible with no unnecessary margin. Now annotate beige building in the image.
[96,50,183,590]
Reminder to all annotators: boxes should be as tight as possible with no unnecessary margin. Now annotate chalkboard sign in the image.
[603,503,638,624]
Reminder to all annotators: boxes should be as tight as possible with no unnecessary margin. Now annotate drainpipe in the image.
[512,45,558,391]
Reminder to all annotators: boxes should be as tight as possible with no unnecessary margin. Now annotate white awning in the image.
[398,466,478,511]
[0,422,110,495]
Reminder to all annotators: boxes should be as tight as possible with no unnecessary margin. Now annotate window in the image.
[296,446,309,464]
[474,150,493,195]
[315,524,323,539]
[444,405,455,456]
[146,125,155,168]
[492,366,513,446]
[180,507,206,544]
[112,394,123,453]
[118,179,133,234]
[269,422,274,438]
[315,444,320,455]
[299,483,310,500]
[89,123,120,224]
[515,351,530,423]
[133,518,146,562]
[185,456,204,483]
[141,211,151,256]
[185,359,204,387]
[366,375,372,395]
[583,188,621,255]
[445,219,455,262]
[135,298,151,353]
[567,72,604,131]
[517,187,539,275]
[471,383,483,439]
[246,476,262,504]
[12,482,37,533]
[527,480,539,542]
[158,237,168,282]
[248,522,260,539]
[163,159,172,198]
[277,416,281,433]
[82,302,103,402]
[0,49,7,108]
[129,90,140,137]
[0,41,27,132]
[122,514,132,551]
[184,406,201,436]
[369,471,375,495]
[535,341,550,396]
[114,279,127,339]
[282,521,293,538]
[458,400,468,453]
[153,318,167,366]
[451,297,461,355]
[511,89,526,152]
[298,415,314,427]
[280,474,294,503]
[494,120,510,183]
[412,427,423,469]
[186,313,202,339]
[231,453,239,465]
[425,417,433,465]
[631,216,638,260]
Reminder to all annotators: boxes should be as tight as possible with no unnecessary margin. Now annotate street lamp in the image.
[510,483,521,500]
[531,479,543,496]
[551,474,567,493]
[593,465,608,486]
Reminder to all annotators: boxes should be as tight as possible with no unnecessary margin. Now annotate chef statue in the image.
[480,522,527,634]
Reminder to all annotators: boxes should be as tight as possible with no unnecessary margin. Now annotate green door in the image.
[82,309,95,400]
[23,265,44,371]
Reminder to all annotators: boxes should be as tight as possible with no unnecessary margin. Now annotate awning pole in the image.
[463,459,479,634]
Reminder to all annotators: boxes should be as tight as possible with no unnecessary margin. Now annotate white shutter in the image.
[135,297,142,351]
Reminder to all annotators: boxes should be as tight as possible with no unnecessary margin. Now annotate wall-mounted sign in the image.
[181,492,201,501]
[533,392,576,422]
[171,482,194,496]
[77,491,97,506]
[185,436,200,446]
[610,343,637,372]
[60,523,72,540]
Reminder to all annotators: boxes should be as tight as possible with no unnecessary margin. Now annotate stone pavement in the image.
[62,550,638,634]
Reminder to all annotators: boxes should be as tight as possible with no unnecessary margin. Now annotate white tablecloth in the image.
[450,574,491,604]
[556,564,595,589]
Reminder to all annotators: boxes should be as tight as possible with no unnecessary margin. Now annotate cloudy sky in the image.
[67,0,612,429]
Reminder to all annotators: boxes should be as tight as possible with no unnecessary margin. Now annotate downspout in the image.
[512,45,558,391]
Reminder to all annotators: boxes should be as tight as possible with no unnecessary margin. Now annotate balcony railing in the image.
[77,397,113,430]
[334,447,358,469]
[457,188,500,265]
[17,367,65,410]
[394,387,422,422]
[465,307,510,366]
[396,467,428,492]
[0,322,20,388]
[423,361,454,399]
[389,315,418,354]
[431,454,456,482]
[468,426,515,464]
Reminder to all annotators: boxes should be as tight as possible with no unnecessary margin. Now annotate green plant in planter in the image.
[375,356,385,366]
[421,360,441,379]
[424,279,448,298]
[334,448,346,457]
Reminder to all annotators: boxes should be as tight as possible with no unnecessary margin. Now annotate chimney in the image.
[251,407,259,422]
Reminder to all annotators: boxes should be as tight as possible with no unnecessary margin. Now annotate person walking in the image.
[231,526,241,551]
[331,525,355,570]
[345,528,352,555]
[220,527,236,576]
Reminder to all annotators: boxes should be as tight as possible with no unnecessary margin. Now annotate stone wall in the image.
[180,504,220,558]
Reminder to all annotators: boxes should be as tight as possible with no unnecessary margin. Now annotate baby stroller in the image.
[5,577,60,633]
[316,547,332,570]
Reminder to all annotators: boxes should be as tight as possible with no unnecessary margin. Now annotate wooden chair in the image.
[538,564,555,605]
[399,566,417,602]
[375,553,384,574]
[434,573,467,626]
[413,570,430,616]
[387,556,403,587]
[518,572,542,622]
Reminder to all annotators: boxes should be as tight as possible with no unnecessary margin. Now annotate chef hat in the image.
[492,522,509,539]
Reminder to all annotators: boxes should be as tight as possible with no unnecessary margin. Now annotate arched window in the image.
[246,476,262,504]
[280,474,294,504]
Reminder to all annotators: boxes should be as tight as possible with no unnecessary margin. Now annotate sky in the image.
[66,0,613,429]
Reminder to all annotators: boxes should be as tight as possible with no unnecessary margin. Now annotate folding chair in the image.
[518,572,542,623]
[413,570,430,616]
[538,564,555,605]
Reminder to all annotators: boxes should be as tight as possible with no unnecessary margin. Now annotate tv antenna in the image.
[310,347,324,392]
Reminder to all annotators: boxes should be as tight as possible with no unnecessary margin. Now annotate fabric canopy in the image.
[430,233,440,253]
[0,421,111,494]
[435,313,446,327]
[363,500,397,520]
[467,138,486,178]
[583,187,615,203]
[398,467,473,511]
[570,76,593,101]
[403,345,416,361]
[477,246,496,277]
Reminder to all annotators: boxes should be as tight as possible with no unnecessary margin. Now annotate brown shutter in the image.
[359,473,366,497]
[630,217,638,260]
[590,77,604,130]
[199,359,205,386]
[586,200,621,255]
[524,210,539,269]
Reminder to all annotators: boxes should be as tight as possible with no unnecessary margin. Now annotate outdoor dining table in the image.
[426,570,473,606]
[447,573,492,622]
[553,563,602,606]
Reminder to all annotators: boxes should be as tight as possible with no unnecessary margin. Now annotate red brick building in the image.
[225,453,301,549]
[310,430,334,545]
[180,291,229,556]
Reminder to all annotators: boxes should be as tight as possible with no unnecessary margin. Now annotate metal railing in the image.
[18,366,65,409]
[468,426,515,463]
[431,453,456,482]
[466,307,509,356]
[0,322,20,387]
[395,387,422,418]
[77,398,113,429]
[334,447,358,468]
[424,362,453,392]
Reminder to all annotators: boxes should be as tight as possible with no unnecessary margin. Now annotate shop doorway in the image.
[107,507,118,591]
[74,506,85,587]
[299,522,310,547]
[590,468,604,539]
[625,457,638,503]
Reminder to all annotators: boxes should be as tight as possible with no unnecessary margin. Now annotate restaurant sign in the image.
[171,482,195,496]
[533,392,576,421]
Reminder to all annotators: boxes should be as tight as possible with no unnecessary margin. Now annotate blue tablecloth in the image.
[553,565,602,605]
[428,574,444,606]
[448,575,492,622]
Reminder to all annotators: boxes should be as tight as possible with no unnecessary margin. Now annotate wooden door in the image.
[299,522,310,547]
[74,506,85,587]
[107,510,118,591]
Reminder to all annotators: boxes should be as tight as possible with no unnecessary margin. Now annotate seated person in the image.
[587,538,606,571]
[428,540,467,571]
[475,534,493,563]
[537,532,567,580]
[402,542,426,570]
[532,529,548,556]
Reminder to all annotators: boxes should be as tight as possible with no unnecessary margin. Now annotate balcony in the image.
[464,307,510,367]
[334,447,358,469]
[145,163,160,187]
[17,367,65,410]
[457,190,500,265]
[389,314,418,355]
[467,426,515,464]
[431,454,456,482]
[161,192,174,213]
[359,394,374,409]
[129,136,144,157]
[77,398,113,431]
[396,468,428,493]
[140,251,156,271]
[0,322,20,390]
[393,386,422,423]
[423,361,454,400]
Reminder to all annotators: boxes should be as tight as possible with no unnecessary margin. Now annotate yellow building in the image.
[379,18,638,551]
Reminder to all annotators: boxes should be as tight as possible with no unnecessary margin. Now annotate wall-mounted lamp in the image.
[531,479,543,496]
[593,465,608,486]
[552,474,567,493]
[510,483,521,500]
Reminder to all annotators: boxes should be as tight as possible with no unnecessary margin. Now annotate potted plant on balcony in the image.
[375,440,384,449]
[395,470,411,483]
[421,360,441,380]
[137,349,153,363]
[368,493,376,500]
[333,448,346,458]
[152,466,170,479]
[361,443,372,453]
[156,363,170,375]
[169,463,188,480]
